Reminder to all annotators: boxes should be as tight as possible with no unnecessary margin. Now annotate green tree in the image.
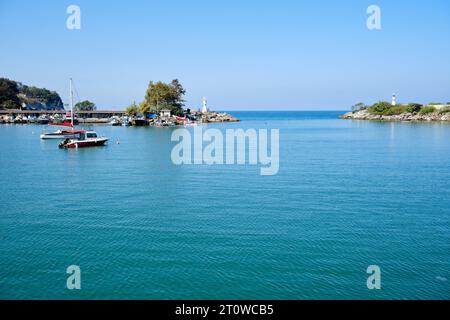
[74,100,96,111]
[0,78,21,109]
[144,79,185,115]
[139,101,150,114]
[126,101,139,116]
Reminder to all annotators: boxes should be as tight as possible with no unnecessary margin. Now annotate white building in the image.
[201,97,208,113]
[160,109,171,118]
[391,93,397,106]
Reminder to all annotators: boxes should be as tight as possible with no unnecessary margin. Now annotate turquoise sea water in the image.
[0,111,449,299]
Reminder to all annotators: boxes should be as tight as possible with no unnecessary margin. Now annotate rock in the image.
[192,111,240,123]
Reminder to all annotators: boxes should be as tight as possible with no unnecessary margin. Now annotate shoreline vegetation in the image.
[0,77,239,125]
[341,101,450,122]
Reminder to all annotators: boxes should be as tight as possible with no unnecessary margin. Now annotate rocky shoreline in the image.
[191,111,240,123]
[340,109,450,122]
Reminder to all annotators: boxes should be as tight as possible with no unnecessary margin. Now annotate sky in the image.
[1,0,449,110]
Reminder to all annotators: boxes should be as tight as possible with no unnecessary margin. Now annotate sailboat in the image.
[40,79,78,140]
[58,78,108,148]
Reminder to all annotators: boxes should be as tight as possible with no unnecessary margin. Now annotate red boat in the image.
[175,116,187,122]
[59,130,108,148]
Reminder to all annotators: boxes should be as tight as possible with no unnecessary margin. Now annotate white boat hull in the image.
[40,133,78,140]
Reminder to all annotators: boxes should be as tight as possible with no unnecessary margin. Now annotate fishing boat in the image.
[58,130,108,148]
[13,115,26,124]
[121,116,131,126]
[132,113,148,126]
[37,115,50,125]
[27,115,38,123]
[110,116,122,126]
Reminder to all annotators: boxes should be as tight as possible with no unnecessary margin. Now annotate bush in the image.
[437,107,450,114]
[368,101,392,115]
[405,103,422,113]
[367,101,407,115]
[385,105,406,115]
[420,106,436,114]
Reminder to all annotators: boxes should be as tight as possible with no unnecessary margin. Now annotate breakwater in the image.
[341,109,450,122]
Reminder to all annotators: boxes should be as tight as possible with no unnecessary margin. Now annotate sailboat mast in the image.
[70,78,74,127]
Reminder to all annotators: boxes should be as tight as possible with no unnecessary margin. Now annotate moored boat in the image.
[13,115,26,124]
[121,116,131,126]
[132,113,148,126]
[43,78,109,147]
[40,129,79,139]
[59,130,108,148]
[27,115,38,123]
[110,116,122,126]
[37,115,50,125]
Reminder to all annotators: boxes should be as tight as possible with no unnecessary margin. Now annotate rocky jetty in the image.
[192,111,240,123]
[340,109,450,122]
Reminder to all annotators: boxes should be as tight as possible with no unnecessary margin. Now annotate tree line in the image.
[126,79,186,116]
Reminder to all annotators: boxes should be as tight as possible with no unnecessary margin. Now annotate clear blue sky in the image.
[1,0,449,110]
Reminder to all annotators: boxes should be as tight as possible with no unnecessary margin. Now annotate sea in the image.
[0,111,449,299]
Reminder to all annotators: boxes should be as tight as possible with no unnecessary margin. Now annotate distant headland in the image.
[341,95,450,122]
[0,78,64,110]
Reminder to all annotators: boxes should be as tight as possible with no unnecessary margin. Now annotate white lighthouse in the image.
[391,93,397,106]
[201,97,208,113]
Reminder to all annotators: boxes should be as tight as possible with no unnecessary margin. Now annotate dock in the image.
[0,109,126,117]
[0,109,126,123]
